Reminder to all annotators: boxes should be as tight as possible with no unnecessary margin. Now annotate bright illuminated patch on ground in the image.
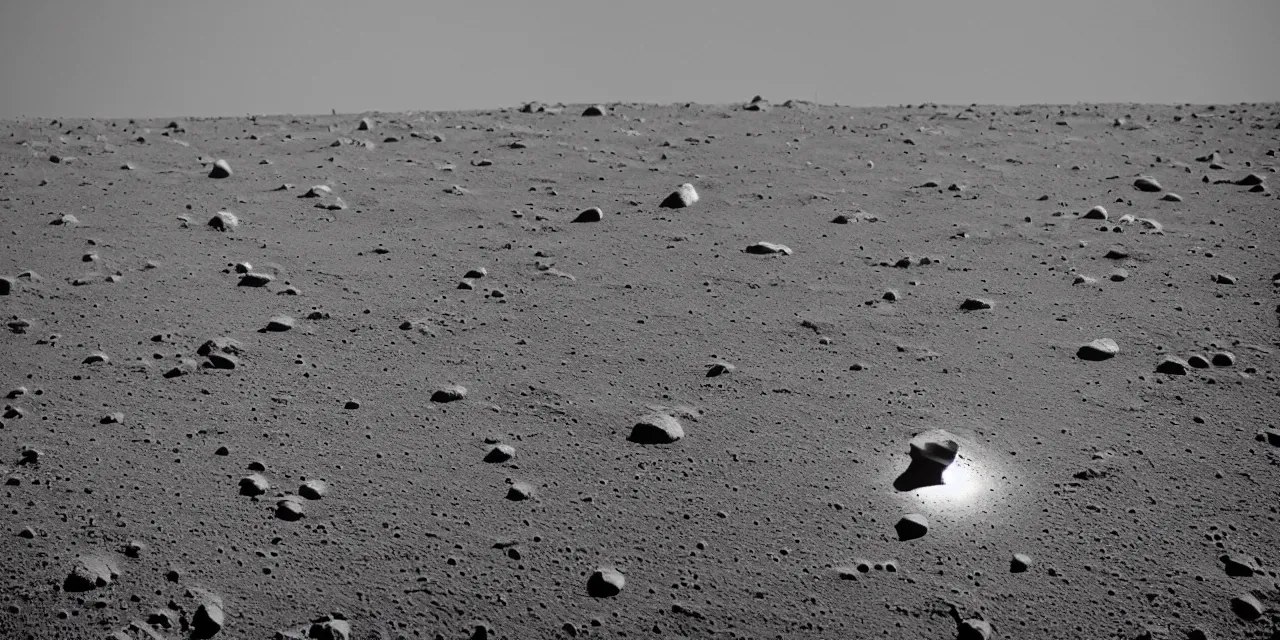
[913,457,982,504]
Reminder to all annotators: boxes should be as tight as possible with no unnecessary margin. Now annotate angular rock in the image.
[586,567,625,598]
[957,618,992,640]
[1077,338,1119,361]
[208,159,232,179]
[628,413,684,444]
[506,481,534,501]
[205,353,238,370]
[894,430,959,491]
[1234,174,1264,186]
[198,337,244,357]
[895,514,929,541]
[238,272,274,287]
[263,316,295,332]
[64,555,119,592]
[484,444,516,463]
[959,298,992,311]
[1010,553,1033,573]
[192,595,225,638]
[745,242,792,255]
[431,385,467,403]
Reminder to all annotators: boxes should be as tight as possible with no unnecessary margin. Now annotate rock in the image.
[1230,593,1264,621]
[484,444,516,463]
[357,118,372,130]
[744,242,792,255]
[463,267,487,279]
[659,183,699,209]
[1010,553,1033,573]
[208,159,232,179]
[1136,218,1164,233]
[197,337,244,357]
[1083,206,1108,220]
[0,276,11,295]
[276,497,305,521]
[457,279,474,290]
[192,596,225,638]
[586,567,625,597]
[208,211,239,231]
[206,353,238,370]
[1161,192,1183,202]
[893,430,959,491]
[308,618,352,640]
[163,358,198,378]
[572,207,603,223]
[1077,338,1119,361]
[1196,151,1222,163]
[1211,351,1235,367]
[706,361,736,377]
[1133,176,1162,192]
[1222,554,1258,577]
[1073,275,1097,285]
[506,481,534,501]
[1186,354,1210,369]
[343,399,360,410]
[1104,247,1130,260]
[960,298,992,311]
[238,272,274,287]
[1109,268,1129,282]
[431,385,467,403]
[1234,174,1264,186]
[238,474,270,496]
[101,412,124,424]
[64,555,119,592]
[83,351,110,365]
[300,185,332,198]
[1214,272,1236,285]
[263,316,295,332]
[895,514,929,541]
[831,214,851,224]
[299,480,328,500]
[628,413,685,444]
[581,105,605,117]
[957,618,992,640]
[1155,356,1189,375]
[883,289,899,301]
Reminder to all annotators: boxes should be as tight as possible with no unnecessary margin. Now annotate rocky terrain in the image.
[2,99,1278,639]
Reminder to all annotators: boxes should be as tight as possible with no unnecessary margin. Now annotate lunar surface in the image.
[2,100,1279,639]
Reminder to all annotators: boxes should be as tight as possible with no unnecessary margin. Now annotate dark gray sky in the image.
[2,0,1277,119]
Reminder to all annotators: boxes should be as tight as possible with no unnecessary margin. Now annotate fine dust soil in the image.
[2,101,1279,640]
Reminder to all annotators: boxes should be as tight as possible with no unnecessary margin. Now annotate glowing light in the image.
[913,457,982,504]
